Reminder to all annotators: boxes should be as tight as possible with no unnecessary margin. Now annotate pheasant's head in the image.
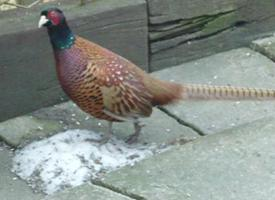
[38,8,75,50]
[38,8,66,28]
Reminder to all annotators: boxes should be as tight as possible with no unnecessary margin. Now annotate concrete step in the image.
[0,143,135,200]
[251,35,275,62]
[0,143,43,200]
[153,47,275,135]
[1,45,275,199]
[100,117,275,200]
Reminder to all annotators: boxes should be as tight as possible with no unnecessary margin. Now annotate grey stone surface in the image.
[0,142,134,200]
[148,0,275,70]
[0,0,148,122]
[2,43,275,199]
[32,101,198,145]
[0,100,198,197]
[153,48,275,135]
[251,36,275,62]
[0,116,62,147]
[100,117,275,200]
[0,99,198,147]
[43,184,133,200]
[0,143,44,200]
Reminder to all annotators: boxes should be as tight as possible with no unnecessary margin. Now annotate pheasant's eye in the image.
[47,11,61,25]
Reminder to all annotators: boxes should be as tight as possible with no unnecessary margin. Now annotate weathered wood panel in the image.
[0,0,148,122]
[148,0,275,71]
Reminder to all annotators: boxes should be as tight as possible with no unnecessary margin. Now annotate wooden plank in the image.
[148,0,275,71]
[148,0,241,24]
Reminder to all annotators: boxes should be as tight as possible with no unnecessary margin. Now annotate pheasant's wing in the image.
[91,57,153,121]
[77,36,154,121]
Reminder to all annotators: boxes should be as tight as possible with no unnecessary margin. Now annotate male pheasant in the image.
[39,8,275,143]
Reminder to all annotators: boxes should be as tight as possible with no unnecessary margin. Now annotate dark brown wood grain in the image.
[148,0,275,70]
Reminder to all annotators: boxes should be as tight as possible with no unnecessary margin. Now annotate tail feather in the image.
[182,84,275,100]
[145,78,183,106]
[146,76,275,106]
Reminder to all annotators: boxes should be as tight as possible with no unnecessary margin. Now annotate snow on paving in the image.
[12,129,158,194]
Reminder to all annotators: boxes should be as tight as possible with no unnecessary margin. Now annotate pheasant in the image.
[38,8,275,143]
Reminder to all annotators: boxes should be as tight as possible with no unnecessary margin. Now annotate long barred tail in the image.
[182,84,275,100]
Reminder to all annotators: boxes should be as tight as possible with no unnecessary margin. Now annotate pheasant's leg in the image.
[126,121,145,144]
[98,121,113,144]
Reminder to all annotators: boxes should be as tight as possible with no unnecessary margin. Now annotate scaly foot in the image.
[126,121,145,144]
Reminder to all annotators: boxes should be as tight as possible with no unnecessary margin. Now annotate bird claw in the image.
[125,134,139,144]
[85,134,111,145]
[98,135,112,145]
[125,121,145,144]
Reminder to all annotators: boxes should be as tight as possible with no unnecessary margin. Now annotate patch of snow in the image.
[12,129,156,194]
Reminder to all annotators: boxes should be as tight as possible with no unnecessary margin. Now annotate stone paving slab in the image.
[0,143,43,200]
[0,101,198,147]
[2,47,275,199]
[0,143,135,200]
[100,117,275,200]
[152,48,275,135]
[0,116,62,147]
[43,184,133,200]
[251,36,275,62]
[33,102,198,144]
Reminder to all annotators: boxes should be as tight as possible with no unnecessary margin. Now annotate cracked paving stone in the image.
[251,35,275,62]
[152,48,275,135]
[0,101,198,147]
[33,101,199,145]
[0,142,135,200]
[0,142,44,200]
[0,116,63,147]
[42,184,133,200]
[100,117,275,200]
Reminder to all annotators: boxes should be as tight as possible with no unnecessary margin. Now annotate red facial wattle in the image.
[47,11,60,25]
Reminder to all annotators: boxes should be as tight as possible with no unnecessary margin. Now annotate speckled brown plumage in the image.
[40,8,275,143]
[54,36,183,123]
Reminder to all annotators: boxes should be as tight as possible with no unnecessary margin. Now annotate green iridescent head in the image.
[38,8,75,50]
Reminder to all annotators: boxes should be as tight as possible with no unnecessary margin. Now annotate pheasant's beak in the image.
[38,15,49,28]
